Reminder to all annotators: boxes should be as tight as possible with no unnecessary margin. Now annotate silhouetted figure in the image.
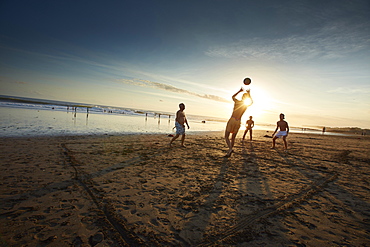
[242,116,254,142]
[169,103,190,147]
[272,113,289,151]
[224,78,253,157]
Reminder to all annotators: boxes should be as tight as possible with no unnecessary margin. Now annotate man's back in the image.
[231,100,247,120]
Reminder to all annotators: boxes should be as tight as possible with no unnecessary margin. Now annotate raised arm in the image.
[232,88,244,100]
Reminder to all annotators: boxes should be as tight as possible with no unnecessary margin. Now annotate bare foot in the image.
[224,150,234,157]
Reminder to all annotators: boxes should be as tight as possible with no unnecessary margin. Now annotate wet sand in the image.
[1,130,369,246]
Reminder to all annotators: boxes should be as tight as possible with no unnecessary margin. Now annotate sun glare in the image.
[243,97,253,107]
[244,87,272,120]
[220,86,275,123]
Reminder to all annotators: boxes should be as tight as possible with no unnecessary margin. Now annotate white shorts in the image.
[275,131,287,138]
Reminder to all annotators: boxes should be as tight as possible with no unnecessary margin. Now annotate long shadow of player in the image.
[178,157,231,245]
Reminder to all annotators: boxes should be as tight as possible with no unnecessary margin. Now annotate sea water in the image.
[0,96,346,137]
[0,99,227,137]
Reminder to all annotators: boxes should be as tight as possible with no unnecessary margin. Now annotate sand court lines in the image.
[197,139,340,246]
[248,136,370,246]
[0,137,109,246]
[61,139,177,246]
[61,136,234,245]
[198,173,338,246]
[62,134,369,246]
[189,136,367,246]
[66,137,320,244]
[1,133,369,246]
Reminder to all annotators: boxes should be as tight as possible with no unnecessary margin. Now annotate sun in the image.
[243,87,272,120]
[243,96,253,107]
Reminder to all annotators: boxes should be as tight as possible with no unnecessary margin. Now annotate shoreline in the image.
[0,127,363,139]
[0,130,368,147]
[1,131,369,246]
[2,101,368,138]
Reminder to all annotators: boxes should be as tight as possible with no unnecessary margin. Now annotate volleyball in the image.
[243,78,251,85]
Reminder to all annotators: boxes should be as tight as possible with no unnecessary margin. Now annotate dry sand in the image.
[1,130,369,246]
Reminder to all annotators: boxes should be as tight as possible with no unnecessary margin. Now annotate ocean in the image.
[0,95,229,137]
[1,95,342,137]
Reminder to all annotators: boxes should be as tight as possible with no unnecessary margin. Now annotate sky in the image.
[1,0,369,128]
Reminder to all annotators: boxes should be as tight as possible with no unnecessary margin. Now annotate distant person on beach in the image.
[169,103,190,147]
[225,78,253,157]
[322,127,326,135]
[242,116,254,142]
[272,113,289,150]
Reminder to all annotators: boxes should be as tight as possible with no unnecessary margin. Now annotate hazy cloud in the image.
[328,86,370,94]
[205,22,370,62]
[116,79,229,103]
[15,81,28,84]
[0,76,29,85]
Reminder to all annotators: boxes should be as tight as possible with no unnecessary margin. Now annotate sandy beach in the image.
[1,130,369,246]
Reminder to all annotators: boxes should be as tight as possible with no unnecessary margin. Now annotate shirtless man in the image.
[272,113,289,150]
[169,103,190,147]
[242,116,254,142]
[225,81,253,157]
